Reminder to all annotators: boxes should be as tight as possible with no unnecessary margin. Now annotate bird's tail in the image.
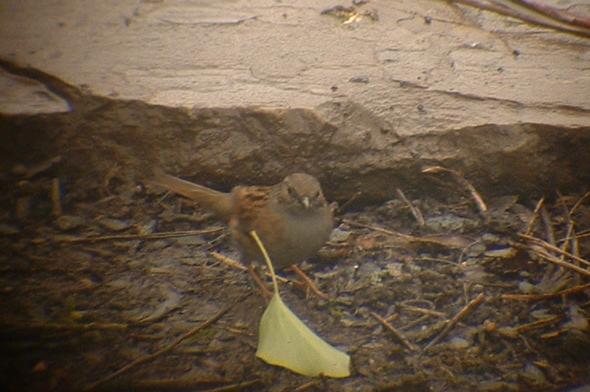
[147,173,233,219]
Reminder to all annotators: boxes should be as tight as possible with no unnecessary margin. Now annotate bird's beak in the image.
[302,197,310,208]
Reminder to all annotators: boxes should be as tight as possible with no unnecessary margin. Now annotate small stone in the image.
[484,247,516,259]
[448,337,470,350]
[330,227,351,242]
[518,281,535,294]
[349,76,369,84]
[521,363,547,385]
[55,215,86,231]
[97,217,131,232]
[466,243,486,257]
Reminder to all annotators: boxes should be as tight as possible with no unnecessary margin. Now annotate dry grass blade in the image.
[569,191,590,215]
[501,283,590,301]
[517,243,590,278]
[422,293,486,352]
[396,188,425,226]
[343,219,471,249]
[453,0,590,37]
[422,166,487,215]
[291,265,329,300]
[210,252,291,284]
[519,234,590,268]
[370,312,418,352]
[45,228,224,244]
[524,197,545,235]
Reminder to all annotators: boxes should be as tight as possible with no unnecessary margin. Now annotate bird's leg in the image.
[291,264,329,300]
[248,264,273,300]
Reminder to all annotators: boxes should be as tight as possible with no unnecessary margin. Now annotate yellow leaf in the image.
[256,293,350,377]
[250,230,351,378]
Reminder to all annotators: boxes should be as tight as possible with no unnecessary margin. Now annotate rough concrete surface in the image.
[1,0,590,202]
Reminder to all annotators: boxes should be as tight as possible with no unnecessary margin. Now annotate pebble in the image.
[330,226,351,242]
[55,215,86,231]
[97,217,131,231]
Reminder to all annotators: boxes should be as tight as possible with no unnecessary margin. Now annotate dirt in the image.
[1,167,590,392]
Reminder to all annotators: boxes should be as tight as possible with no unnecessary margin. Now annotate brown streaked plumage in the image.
[147,172,333,269]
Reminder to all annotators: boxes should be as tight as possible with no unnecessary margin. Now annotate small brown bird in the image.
[148,172,333,270]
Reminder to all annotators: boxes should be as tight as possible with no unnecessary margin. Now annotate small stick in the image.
[110,378,261,392]
[342,219,418,240]
[201,379,263,392]
[51,177,62,217]
[370,311,418,352]
[422,166,487,215]
[293,380,321,392]
[454,0,590,37]
[501,283,590,301]
[540,207,555,246]
[291,265,329,300]
[519,233,590,268]
[396,188,425,226]
[84,294,249,391]
[0,322,128,332]
[422,293,486,352]
[523,246,590,278]
[44,228,224,244]
[514,315,562,334]
[516,0,590,29]
[210,252,291,284]
[569,191,590,216]
[343,219,470,248]
[336,191,362,212]
[248,265,273,299]
[398,304,445,318]
[524,197,545,235]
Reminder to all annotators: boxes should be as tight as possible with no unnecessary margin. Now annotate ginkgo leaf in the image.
[256,293,351,377]
[250,230,351,378]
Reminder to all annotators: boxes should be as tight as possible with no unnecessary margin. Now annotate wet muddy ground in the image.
[1,171,590,392]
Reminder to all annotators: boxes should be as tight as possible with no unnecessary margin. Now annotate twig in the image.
[370,311,418,351]
[422,166,487,215]
[51,177,62,217]
[210,252,291,284]
[105,378,262,392]
[398,304,445,318]
[0,322,128,333]
[43,228,224,244]
[291,265,329,300]
[540,206,555,246]
[569,191,590,216]
[343,219,471,249]
[524,197,545,235]
[514,0,590,29]
[501,283,590,301]
[336,191,362,212]
[519,233,590,268]
[514,315,562,334]
[453,0,590,37]
[342,219,414,239]
[201,379,262,392]
[293,380,321,392]
[523,245,590,279]
[84,293,249,391]
[399,314,431,331]
[422,293,486,352]
[396,188,425,226]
